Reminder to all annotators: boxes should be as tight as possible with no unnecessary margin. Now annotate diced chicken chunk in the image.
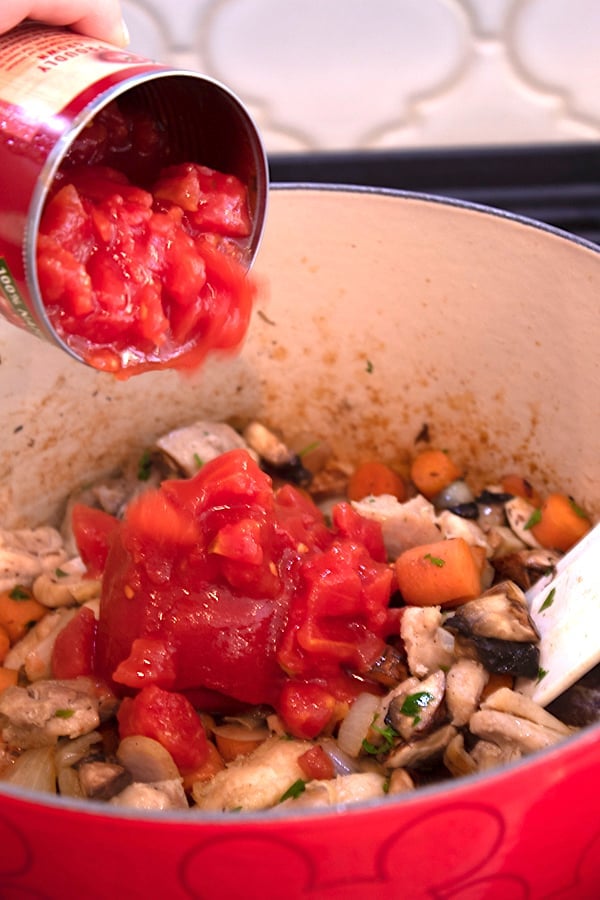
[351,494,441,559]
[110,779,188,810]
[281,772,386,809]
[192,737,312,812]
[0,678,101,749]
[400,606,455,677]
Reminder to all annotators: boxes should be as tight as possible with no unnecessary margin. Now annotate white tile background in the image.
[123,0,600,153]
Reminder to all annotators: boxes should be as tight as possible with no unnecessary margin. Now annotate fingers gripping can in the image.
[0,22,268,364]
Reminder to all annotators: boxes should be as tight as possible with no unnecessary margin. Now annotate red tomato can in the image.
[0,22,268,360]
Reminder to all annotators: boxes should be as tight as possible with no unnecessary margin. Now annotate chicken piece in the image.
[3,607,78,681]
[0,678,101,749]
[401,606,455,677]
[281,772,386,809]
[192,736,312,812]
[445,659,489,727]
[436,510,492,556]
[155,421,254,478]
[110,779,188,810]
[469,687,574,755]
[0,526,67,592]
[351,494,441,559]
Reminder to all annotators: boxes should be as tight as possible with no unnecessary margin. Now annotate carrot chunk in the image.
[501,473,542,506]
[410,449,461,499]
[395,537,482,607]
[530,493,592,552]
[0,667,18,695]
[347,460,406,502]
[0,587,47,643]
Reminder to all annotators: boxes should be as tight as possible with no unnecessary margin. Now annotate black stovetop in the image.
[269,142,600,245]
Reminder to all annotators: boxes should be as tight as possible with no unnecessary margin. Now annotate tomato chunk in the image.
[117,684,209,772]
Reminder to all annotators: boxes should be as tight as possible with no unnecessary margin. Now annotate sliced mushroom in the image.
[445,659,489,727]
[387,767,416,794]
[443,731,479,778]
[386,724,458,769]
[491,547,561,592]
[504,497,542,549]
[78,761,131,800]
[243,421,312,486]
[546,663,600,727]
[444,581,540,679]
[384,670,446,741]
[33,557,100,608]
[365,643,409,687]
[436,510,491,557]
[469,739,522,772]
[444,581,539,643]
[116,735,181,783]
[469,687,574,755]
[400,605,455,678]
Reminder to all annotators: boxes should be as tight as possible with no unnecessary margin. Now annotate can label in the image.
[0,22,152,117]
[0,257,42,335]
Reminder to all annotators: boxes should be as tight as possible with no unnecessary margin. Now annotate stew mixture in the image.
[0,420,596,812]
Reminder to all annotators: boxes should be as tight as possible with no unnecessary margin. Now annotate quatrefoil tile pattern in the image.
[122,0,600,151]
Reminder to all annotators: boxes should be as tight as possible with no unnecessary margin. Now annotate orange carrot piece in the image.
[530,493,592,552]
[347,460,406,502]
[0,667,18,695]
[395,537,482,607]
[0,625,10,664]
[0,587,47,643]
[410,449,461,499]
[481,672,513,701]
[501,473,542,506]
[181,741,225,790]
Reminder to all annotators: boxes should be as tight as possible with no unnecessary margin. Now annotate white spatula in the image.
[516,523,600,706]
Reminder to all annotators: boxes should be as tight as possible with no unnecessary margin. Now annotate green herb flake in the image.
[54,568,68,578]
[424,553,445,567]
[298,440,320,458]
[568,497,587,519]
[8,586,30,601]
[137,449,153,482]
[400,691,435,725]
[382,777,391,794]
[362,719,399,755]
[539,587,556,613]
[193,453,204,469]
[54,708,75,719]
[524,508,542,530]
[366,359,374,374]
[279,779,306,802]
[536,667,549,683]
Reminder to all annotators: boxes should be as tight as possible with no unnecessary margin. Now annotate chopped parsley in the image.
[536,667,549,683]
[524,508,542,530]
[362,720,399,755]
[137,449,153,481]
[54,708,75,719]
[366,359,374,374]
[54,568,68,578]
[298,440,321,458]
[279,779,306,802]
[193,453,204,469]
[424,553,445,567]
[568,497,587,518]
[400,691,435,726]
[8,586,30,601]
[539,587,556,613]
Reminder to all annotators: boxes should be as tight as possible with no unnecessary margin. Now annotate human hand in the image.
[0,0,128,46]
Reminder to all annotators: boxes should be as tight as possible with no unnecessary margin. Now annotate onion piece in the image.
[337,692,381,758]
[2,746,57,793]
[319,738,360,775]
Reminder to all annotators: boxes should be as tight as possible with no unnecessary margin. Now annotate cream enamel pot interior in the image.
[0,186,599,900]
